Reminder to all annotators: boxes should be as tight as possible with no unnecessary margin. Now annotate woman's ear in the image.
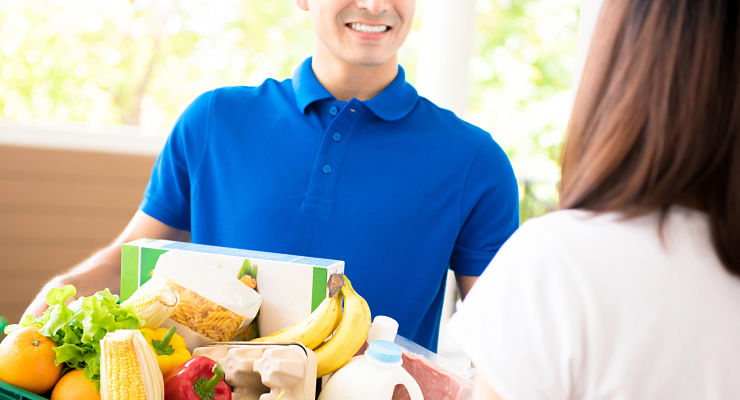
[296,0,309,12]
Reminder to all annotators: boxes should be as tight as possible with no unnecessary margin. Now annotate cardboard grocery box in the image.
[120,238,344,337]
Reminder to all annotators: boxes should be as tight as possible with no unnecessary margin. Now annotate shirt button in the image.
[322,164,332,174]
[332,132,342,142]
[329,106,338,116]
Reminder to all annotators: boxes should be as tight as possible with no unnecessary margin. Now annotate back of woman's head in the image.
[560,0,739,275]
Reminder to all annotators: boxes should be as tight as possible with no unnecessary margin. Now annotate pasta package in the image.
[166,280,246,341]
[144,251,263,349]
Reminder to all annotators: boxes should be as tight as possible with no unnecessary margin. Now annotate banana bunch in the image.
[251,273,371,377]
[313,276,372,377]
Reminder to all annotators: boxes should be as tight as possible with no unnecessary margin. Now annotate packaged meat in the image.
[391,335,473,400]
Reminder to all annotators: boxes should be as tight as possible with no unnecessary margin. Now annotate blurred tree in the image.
[469,0,580,221]
[0,0,313,128]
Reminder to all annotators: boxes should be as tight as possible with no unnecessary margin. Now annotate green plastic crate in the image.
[0,380,48,400]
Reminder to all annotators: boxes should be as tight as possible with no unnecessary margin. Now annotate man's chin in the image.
[346,54,396,68]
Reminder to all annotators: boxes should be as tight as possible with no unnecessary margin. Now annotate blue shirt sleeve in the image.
[450,133,520,276]
[139,90,214,231]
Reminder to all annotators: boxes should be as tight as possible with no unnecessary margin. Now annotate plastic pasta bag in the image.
[141,251,262,349]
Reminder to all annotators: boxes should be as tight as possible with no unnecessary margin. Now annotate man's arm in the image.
[23,210,189,318]
[455,273,478,300]
[450,135,519,302]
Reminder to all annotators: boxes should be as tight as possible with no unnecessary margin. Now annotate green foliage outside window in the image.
[0,0,579,223]
[469,0,580,222]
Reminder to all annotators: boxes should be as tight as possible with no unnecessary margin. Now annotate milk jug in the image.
[318,340,424,400]
[367,315,399,343]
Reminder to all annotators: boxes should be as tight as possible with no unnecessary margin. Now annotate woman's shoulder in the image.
[508,207,713,280]
[515,209,624,240]
[521,206,707,242]
[505,209,667,269]
[517,208,683,242]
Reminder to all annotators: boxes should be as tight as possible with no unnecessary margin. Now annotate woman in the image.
[452,0,739,398]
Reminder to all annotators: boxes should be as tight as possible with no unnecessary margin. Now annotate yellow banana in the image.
[314,276,372,377]
[251,274,344,349]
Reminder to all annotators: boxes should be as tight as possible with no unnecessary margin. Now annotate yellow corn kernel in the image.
[100,330,164,400]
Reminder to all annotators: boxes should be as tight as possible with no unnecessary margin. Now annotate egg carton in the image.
[193,341,316,400]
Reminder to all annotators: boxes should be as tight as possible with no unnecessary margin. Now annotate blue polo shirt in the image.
[141,57,519,351]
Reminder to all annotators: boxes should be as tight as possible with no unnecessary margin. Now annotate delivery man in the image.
[24,0,519,352]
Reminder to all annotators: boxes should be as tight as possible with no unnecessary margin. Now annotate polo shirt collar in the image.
[292,57,419,121]
[363,65,418,121]
[293,57,334,114]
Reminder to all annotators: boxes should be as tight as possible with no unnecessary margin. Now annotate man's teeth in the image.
[349,23,389,33]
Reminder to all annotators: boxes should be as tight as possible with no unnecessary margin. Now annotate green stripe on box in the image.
[311,267,328,312]
[140,248,169,286]
[120,244,140,301]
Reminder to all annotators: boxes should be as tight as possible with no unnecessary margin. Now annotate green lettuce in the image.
[5,285,141,384]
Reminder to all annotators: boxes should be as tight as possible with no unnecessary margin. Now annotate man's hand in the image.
[23,278,65,318]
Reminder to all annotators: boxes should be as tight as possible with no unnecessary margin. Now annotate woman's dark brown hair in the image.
[560,0,739,276]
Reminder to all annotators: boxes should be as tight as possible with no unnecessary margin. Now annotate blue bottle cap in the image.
[367,340,403,363]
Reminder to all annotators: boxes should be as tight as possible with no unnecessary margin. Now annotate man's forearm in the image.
[24,244,122,318]
[62,244,122,296]
[23,210,190,319]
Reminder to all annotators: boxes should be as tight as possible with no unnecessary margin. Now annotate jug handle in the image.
[394,373,424,400]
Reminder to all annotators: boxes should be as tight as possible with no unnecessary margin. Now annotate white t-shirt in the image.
[450,207,740,399]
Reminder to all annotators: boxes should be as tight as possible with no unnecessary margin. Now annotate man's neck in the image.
[311,53,399,102]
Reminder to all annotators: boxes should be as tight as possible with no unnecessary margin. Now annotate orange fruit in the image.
[50,369,100,400]
[0,326,62,394]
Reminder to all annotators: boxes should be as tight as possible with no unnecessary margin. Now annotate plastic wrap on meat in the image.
[391,351,472,400]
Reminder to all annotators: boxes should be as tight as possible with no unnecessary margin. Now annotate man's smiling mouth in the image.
[347,23,390,33]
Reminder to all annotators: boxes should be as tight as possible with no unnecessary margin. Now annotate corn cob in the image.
[123,284,179,329]
[100,329,164,400]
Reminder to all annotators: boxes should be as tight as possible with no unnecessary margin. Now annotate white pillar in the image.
[415,0,477,360]
[415,0,476,117]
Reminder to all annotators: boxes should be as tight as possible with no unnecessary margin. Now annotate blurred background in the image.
[0,0,582,214]
[0,0,594,347]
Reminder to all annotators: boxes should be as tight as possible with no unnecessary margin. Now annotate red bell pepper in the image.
[164,356,232,400]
